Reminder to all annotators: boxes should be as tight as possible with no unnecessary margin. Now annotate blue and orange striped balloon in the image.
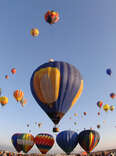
[78,130,100,153]
[30,60,83,125]
[34,133,54,154]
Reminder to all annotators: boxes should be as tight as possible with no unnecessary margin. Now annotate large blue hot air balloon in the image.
[56,130,79,155]
[30,60,83,126]
[11,133,22,153]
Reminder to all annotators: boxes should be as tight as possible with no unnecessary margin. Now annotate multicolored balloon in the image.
[44,10,59,24]
[34,133,54,154]
[97,101,103,108]
[30,60,83,126]
[110,93,116,99]
[56,130,79,155]
[30,28,39,37]
[78,130,100,153]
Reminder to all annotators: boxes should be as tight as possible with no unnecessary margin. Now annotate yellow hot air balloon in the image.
[103,104,110,112]
[74,113,78,117]
[110,105,115,111]
[0,96,8,106]
[13,90,24,102]
[30,28,39,37]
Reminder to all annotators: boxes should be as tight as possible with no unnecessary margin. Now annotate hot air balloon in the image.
[20,98,27,107]
[30,28,39,37]
[74,113,78,117]
[78,130,100,153]
[11,68,16,74]
[74,122,77,125]
[11,133,22,153]
[56,130,79,155]
[103,104,110,112]
[0,96,8,106]
[83,112,87,116]
[30,60,83,129]
[97,101,103,108]
[97,112,100,116]
[97,124,100,129]
[34,133,54,154]
[13,90,24,102]
[5,75,9,79]
[38,123,42,128]
[106,68,112,76]
[69,117,72,120]
[110,93,116,99]
[110,105,115,111]
[44,10,59,24]
[17,133,34,153]
[27,124,29,127]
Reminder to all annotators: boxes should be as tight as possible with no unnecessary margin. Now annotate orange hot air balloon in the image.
[0,96,8,106]
[5,75,9,79]
[13,90,24,102]
[110,93,116,99]
[30,28,39,37]
[11,68,16,74]
[20,98,27,107]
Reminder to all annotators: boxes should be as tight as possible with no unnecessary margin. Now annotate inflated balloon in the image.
[97,124,100,129]
[84,112,87,116]
[56,130,79,155]
[35,133,54,154]
[78,130,100,153]
[11,133,22,153]
[110,93,116,99]
[17,133,34,153]
[44,10,59,24]
[74,113,78,117]
[13,90,24,102]
[20,98,27,107]
[110,105,115,111]
[11,68,16,74]
[30,60,83,126]
[97,101,103,108]
[5,75,9,79]
[103,104,110,112]
[30,28,39,37]
[106,68,112,76]
[38,123,42,128]
[0,96,8,106]
[97,112,100,116]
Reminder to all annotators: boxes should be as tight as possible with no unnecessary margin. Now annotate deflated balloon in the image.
[56,130,79,155]
[78,130,100,153]
[35,133,54,154]
[30,60,83,126]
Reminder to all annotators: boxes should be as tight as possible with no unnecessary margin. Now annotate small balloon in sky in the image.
[44,10,59,24]
[30,28,39,37]
[110,93,116,99]
[11,68,16,74]
[5,75,9,79]
[106,68,112,76]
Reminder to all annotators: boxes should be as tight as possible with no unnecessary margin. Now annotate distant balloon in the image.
[74,113,78,117]
[20,98,27,107]
[56,130,79,155]
[110,93,116,99]
[103,104,110,112]
[83,112,87,116]
[13,90,24,102]
[0,96,8,106]
[30,28,39,37]
[35,133,54,154]
[0,88,2,96]
[97,101,103,108]
[5,75,9,79]
[44,10,59,24]
[27,124,29,127]
[78,130,100,153]
[74,122,77,125]
[11,68,16,74]
[97,112,100,116]
[97,124,100,129]
[38,123,42,128]
[106,68,112,76]
[69,117,72,120]
[110,105,115,111]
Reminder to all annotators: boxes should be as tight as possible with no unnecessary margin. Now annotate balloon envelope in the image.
[34,133,54,154]
[56,130,79,155]
[30,61,83,125]
[106,68,112,76]
[78,130,100,153]
[11,133,22,153]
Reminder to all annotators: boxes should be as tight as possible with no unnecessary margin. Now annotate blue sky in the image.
[0,0,116,154]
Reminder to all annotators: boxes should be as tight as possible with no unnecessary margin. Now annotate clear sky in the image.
[0,0,116,154]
